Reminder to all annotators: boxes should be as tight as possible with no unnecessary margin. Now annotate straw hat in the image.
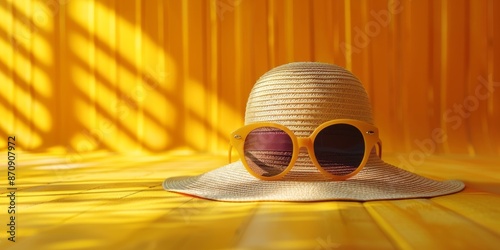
[163,62,464,201]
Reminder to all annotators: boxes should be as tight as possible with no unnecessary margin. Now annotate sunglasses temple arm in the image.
[228,145,233,163]
[377,140,383,158]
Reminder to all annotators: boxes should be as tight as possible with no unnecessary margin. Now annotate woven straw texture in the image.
[163,62,464,201]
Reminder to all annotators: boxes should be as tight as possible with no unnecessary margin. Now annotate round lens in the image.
[244,127,293,178]
[313,124,365,176]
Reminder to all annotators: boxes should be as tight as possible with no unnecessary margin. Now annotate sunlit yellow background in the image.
[1,0,499,157]
[0,1,500,249]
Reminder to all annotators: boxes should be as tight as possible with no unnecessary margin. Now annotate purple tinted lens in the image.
[244,127,293,177]
[314,124,365,176]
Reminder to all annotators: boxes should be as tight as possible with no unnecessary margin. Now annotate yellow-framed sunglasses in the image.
[229,119,382,181]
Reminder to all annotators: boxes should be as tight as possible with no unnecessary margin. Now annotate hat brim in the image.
[163,154,464,201]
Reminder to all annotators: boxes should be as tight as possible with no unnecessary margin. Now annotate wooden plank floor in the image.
[1,152,499,249]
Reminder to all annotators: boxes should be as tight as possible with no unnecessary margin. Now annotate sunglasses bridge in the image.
[295,137,315,155]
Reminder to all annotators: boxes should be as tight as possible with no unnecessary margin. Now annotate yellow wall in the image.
[1,0,499,157]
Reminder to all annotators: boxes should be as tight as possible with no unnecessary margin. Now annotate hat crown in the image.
[245,62,374,137]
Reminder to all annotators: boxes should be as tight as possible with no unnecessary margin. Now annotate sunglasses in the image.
[229,119,382,180]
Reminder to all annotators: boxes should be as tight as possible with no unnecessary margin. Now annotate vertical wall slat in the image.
[367,0,394,153]
[271,0,287,66]
[332,0,346,67]
[58,0,73,157]
[311,0,333,63]
[182,1,209,151]
[248,0,270,85]
[343,0,352,71]
[115,0,140,153]
[0,1,15,140]
[466,0,492,155]
[134,0,143,152]
[267,0,276,68]
[441,0,470,155]
[290,0,312,62]
[27,0,35,149]
[348,0,369,85]
[140,0,171,152]
[218,0,240,151]
[402,0,434,155]
[208,0,219,152]
[29,0,56,150]
[93,0,117,152]
[235,0,255,121]
[395,0,409,152]
[12,0,36,149]
[491,0,500,155]
[427,0,443,154]
[388,0,405,154]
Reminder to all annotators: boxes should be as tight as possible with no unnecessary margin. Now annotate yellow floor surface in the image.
[0,152,499,249]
